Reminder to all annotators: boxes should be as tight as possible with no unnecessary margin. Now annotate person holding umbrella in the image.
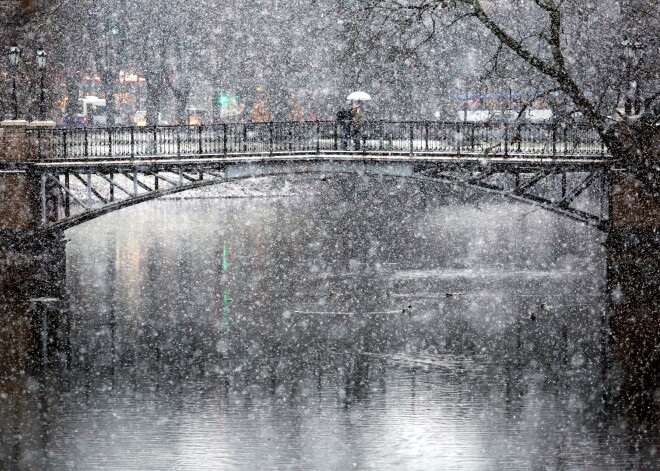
[346,91,371,151]
[351,102,364,150]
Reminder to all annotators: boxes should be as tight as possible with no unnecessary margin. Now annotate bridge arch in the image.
[43,158,607,231]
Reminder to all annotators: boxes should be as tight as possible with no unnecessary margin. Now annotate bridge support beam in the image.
[607,170,660,419]
[0,120,34,231]
[1,120,59,229]
[1,120,64,301]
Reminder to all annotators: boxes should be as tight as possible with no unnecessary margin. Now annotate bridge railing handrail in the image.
[24,120,609,161]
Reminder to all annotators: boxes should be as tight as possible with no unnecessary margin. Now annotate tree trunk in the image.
[64,76,80,127]
[175,94,188,126]
[170,84,191,126]
[613,122,660,200]
[145,74,163,126]
[101,70,116,127]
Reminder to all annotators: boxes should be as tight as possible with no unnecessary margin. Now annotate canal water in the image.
[1,177,658,470]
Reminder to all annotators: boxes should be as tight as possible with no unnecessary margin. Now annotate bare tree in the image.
[345,0,660,195]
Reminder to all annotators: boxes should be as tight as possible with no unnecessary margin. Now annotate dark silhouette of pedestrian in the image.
[336,102,352,150]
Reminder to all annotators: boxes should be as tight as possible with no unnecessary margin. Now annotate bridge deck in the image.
[28,151,609,171]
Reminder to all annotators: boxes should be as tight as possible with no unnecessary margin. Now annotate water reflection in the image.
[0,177,658,470]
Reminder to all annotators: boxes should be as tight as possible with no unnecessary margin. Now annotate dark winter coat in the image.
[336,109,351,123]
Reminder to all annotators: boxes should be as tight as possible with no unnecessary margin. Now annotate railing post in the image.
[198,125,203,154]
[470,123,475,152]
[516,124,522,153]
[176,127,181,157]
[83,127,89,157]
[456,122,461,155]
[424,121,429,151]
[63,128,67,158]
[130,126,135,158]
[333,121,338,150]
[503,122,508,157]
[269,121,274,156]
[223,123,228,156]
[316,119,320,154]
[243,124,248,153]
[552,123,557,158]
[36,127,43,160]
[108,128,112,157]
[379,120,384,151]
[409,122,414,156]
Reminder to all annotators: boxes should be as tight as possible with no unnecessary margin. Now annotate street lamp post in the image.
[36,49,47,120]
[621,39,645,116]
[8,46,21,119]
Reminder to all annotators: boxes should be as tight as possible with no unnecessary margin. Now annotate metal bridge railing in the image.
[25,121,608,161]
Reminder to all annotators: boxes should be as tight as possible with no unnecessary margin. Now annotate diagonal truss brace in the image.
[514,171,553,195]
[420,167,604,226]
[557,171,599,208]
[97,173,137,197]
[122,171,153,192]
[71,173,109,204]
[46,173,90,209]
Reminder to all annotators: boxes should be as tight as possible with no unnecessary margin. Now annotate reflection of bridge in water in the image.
[0,119,658,417]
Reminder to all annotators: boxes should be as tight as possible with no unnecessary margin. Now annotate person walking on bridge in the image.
[336,102,352,150]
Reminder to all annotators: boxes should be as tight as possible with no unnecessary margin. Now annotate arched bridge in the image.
[0,120,619,232]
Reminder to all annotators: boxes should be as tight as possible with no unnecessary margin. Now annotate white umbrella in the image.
[347,91,371,101]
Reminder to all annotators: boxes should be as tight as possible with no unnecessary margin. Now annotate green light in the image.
[218,93,230,106]
[222,245,228,270]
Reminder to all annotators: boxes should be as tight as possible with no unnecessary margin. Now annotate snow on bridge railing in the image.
[25,121,608,161]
